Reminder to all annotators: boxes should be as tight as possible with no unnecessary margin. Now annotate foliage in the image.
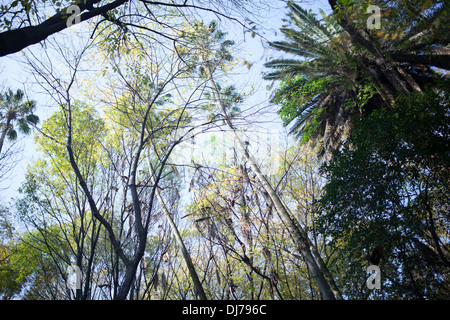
[332,0,449,46]
[272,75,332,144]
[14,102,112,299]
[0,0,60,30]
[35,101,106,174]
[177,20,236,75]
[0,88,39,153]
[1,0,449,301]
[318,89,450,299]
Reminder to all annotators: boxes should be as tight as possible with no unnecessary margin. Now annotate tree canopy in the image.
[0,0,448,302]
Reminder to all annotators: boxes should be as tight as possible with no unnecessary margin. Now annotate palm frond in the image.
[17,118,31,135]
[6,128,17,141]
[264,57,334,80]
[319,8,342,36]
[269,40,317,59]
[287,1,335,41]
[280,27,326,49]
[264,2,356,150]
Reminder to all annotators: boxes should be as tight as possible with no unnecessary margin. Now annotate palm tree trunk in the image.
[328,0,412,96]
[391,50,450,71]
[0,118,12,155]
[203,64,337,300]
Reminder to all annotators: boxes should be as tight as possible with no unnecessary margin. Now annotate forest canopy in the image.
[0,0,449,301]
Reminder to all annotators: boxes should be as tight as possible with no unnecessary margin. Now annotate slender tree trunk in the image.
[66,103,143,300]
[147,155,208,300]
[203,64,337,300]
[0,118,12,155]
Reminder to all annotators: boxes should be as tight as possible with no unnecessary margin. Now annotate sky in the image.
[0,0,332,205]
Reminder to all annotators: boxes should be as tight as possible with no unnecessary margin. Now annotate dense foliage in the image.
[319,90,450,299]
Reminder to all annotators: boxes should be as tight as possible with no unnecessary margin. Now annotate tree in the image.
[264,1,373,158]
[0,88,39,155]
[266,0,450,158]
[327,0,449,94]
[148,164,207,300]
[0,206,29,300]
[187,142,335,299]
[98,30,213,299]
[318,89,450,299]
[179,20,340,300]
[327,0,450,72]
[102,60,207,299]
[16,101,113,300]
[21,16,224,298]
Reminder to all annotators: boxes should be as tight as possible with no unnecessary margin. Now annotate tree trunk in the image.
[147,155,208,300]
[0,117,11,155]
[327,0,411,96]
[391,51,450,71]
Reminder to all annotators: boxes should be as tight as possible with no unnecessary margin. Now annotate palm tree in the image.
[264,1,368,158]
[326,0,450,90]
[264,2,345,81]
[0,88,39,155]
[267,1,450,158]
